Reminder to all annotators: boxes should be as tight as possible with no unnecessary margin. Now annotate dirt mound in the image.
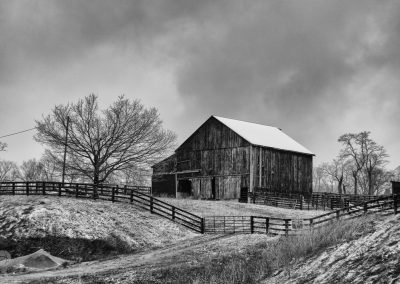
[0,249,68,272]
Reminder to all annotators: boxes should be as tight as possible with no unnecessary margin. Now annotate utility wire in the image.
[0,127,36,139]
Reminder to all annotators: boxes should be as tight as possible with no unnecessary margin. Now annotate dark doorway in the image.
[211,177,216,200]
[392,181,400,195]
[178,179,192,196]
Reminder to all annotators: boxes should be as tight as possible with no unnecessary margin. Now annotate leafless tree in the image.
[321,157,350,195]
[19,159,45,181]
[0,160,19,181]
[0,141,6,152]
[394,166,400,181]
[35,95,176,188]
[338,132,368,195]
[338,131,389,195]
[313,165,324,192]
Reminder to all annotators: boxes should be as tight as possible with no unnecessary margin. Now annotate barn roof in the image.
[213,116,314,155]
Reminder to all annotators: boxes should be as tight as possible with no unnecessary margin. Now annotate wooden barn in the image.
[152,116,314,199]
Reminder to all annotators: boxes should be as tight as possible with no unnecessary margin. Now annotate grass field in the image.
[158,197,324,218]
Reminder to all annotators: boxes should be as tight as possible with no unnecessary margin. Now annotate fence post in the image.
[12,183,15,195]
[310,218,314,229]
[26,182,29,196]
[130,189,133,203]
[58,183,62,196]
[150,196,153,213]
[124,185,127,195]
[284,219,289,237]
[250,216,254,234]
[394,195,398,215]
[336,210,340,220]
[112,187,115,203]
[299,196,303,210]
[252,191,256,204]
[201,218,205,234]
[75,184,79,198]
[265,217,269,234]
[42,182,46,195]
[172,206,176,220]
[363,203,368,214]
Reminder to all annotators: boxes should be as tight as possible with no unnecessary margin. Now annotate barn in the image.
[152,115,314,199]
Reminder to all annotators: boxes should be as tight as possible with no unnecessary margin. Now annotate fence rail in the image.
[1,182,397,237]
[205,195,398,236]
[251,187,390,211]
[0,181,204,234]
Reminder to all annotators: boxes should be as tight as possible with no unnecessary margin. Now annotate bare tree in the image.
[313,165,324,192]
[338,132,368,195]
[0,141,6,152]
[35,95,176,187]
[338,131,389,195]
[394,166,400,181]
[321,157,350,195]
[0,160,19,181]
[363,138,388,195]
[19,159,45,181]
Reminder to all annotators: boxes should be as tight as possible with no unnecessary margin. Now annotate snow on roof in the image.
[213,116,314,155]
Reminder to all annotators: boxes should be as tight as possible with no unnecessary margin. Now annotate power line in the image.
[0,127,36,139]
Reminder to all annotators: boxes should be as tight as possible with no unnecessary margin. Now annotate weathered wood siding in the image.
[176,117,250,199]
[152,154,176,174]
[251,146,313,195]
[152,155,176,196]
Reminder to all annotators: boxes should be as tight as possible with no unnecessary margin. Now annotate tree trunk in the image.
[368,171,373,195]
[93,164,100,198]
[353,171,358,195]
[338,176,343,195]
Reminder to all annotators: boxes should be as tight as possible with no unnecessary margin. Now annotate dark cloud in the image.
[1,0,400,166]
[172,0,400,165]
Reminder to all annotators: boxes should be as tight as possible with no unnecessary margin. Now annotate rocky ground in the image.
[264,212,400,284]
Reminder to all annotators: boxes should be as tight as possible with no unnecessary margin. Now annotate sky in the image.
[0,0,399,169]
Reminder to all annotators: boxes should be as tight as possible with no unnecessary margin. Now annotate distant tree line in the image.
[314,131,399,195]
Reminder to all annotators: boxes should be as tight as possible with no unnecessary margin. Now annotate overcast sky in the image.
[0,0,399,169]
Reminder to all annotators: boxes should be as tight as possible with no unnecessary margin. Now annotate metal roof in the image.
[213,116,314,155]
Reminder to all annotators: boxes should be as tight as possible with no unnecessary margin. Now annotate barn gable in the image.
[177,116,250,152]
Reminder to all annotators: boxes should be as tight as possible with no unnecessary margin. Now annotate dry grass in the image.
[0,196,197,262]
[158,197,323,219]
[137,216,375,284]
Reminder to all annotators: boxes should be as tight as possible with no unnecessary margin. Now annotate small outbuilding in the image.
[152,115,314,199]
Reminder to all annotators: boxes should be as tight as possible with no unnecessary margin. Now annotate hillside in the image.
[0,196,398,283]
[265,212,400,283]
[0,196,197,262]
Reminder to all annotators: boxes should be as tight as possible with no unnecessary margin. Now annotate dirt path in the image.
[0,234,251,283]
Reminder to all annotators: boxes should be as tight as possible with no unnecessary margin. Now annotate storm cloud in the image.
[0,0,399,167]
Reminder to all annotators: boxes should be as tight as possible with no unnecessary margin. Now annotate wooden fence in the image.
[251,187,389,211]
[205,195,398,236]
[0,182,397,237]
[0,181,204,234]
